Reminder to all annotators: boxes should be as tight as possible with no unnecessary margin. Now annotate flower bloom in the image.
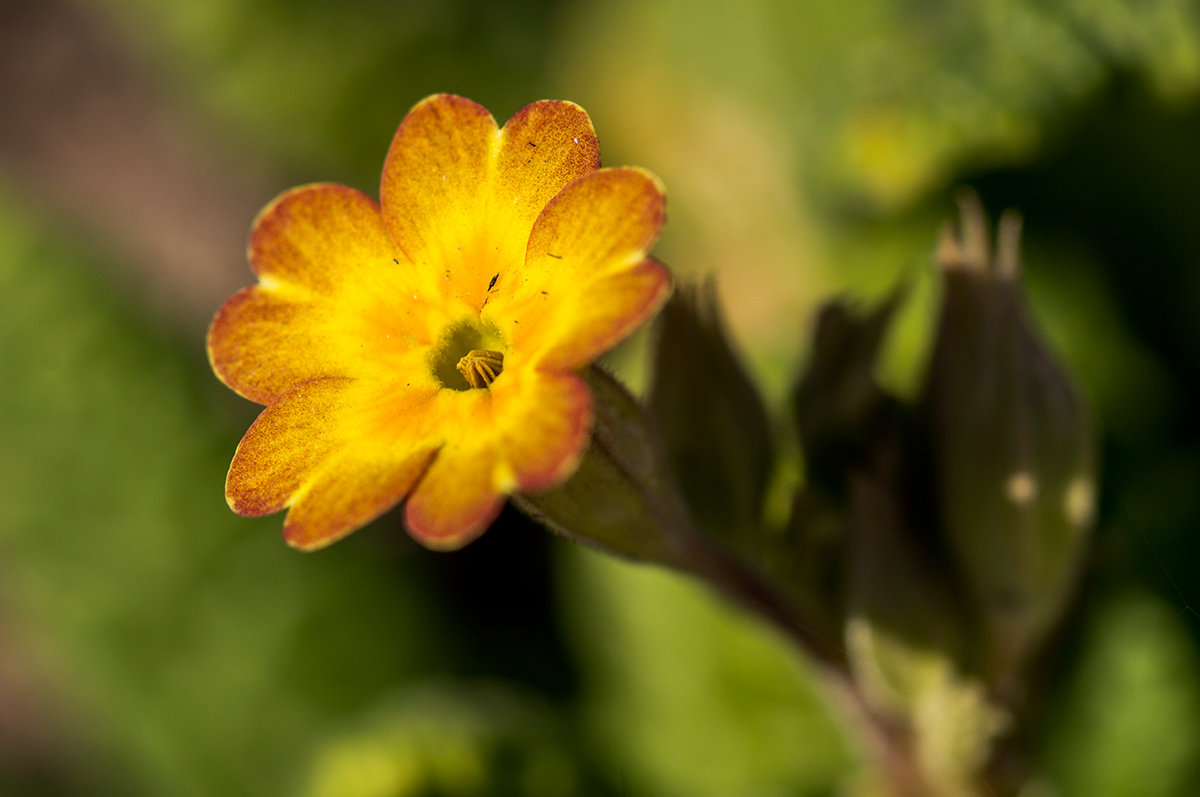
[208,94,670,551]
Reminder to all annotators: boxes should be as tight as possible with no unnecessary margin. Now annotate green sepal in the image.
[791,286,906,500]
[515,367,692,566]
[648,280,774,546]
[780,287,907,626]
[843,468,966,720]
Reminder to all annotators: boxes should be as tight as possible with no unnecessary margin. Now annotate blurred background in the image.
[2,0,1200,794]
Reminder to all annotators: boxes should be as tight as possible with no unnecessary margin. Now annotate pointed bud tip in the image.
[954,188,990,270]
[936,222,969,270]
[996,210,1024,280]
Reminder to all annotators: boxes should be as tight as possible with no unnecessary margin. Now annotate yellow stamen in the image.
[456,349,504,389]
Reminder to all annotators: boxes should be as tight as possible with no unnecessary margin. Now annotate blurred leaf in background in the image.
[0,186,448,795]
[559,548,855,797]
[302,680,604,797]
[97,0,573,186]
[1040,590,1200,797]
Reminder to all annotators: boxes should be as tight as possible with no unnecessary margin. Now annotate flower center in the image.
[427,317,507,390]
[457,350,504,388]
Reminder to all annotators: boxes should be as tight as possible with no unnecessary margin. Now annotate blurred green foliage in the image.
[1042,590,1200,797]
[96,0,568,187]
[558,550,855,796]
[0,188,446,794]
[3,0,1200,793]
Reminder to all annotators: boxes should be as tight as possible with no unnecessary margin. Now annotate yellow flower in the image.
[208,95,670,551]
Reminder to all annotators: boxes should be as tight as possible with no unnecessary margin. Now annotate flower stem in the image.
[666,525,935,795]
[673,532,846,670]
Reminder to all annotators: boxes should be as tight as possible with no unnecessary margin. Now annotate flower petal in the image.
[211,183,445,403]
[250,184,412,294]
[208,286,339,404]
[282,451,434,551]
[488,100,600,270]
[226,376,443,550]
[485,167,670,368]
[380,95,497,292]
[402,443,507,552]
[541,258,672,369]
[380,96,602,316]
[404,369,592,549]
[494,367,593,491]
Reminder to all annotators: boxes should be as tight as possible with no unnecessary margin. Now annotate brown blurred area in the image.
[0,0,267,784]
[0,614,63,792]
[0,0,268,326]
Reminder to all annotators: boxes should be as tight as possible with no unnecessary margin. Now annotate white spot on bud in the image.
[1006,471,1037,505]
[1065,477,1095,527]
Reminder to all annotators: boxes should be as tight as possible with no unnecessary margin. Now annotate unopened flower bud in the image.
[649,281,773,547]
[786,289,907,635]
[844,470,966,721]
[922,191,1096,683]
